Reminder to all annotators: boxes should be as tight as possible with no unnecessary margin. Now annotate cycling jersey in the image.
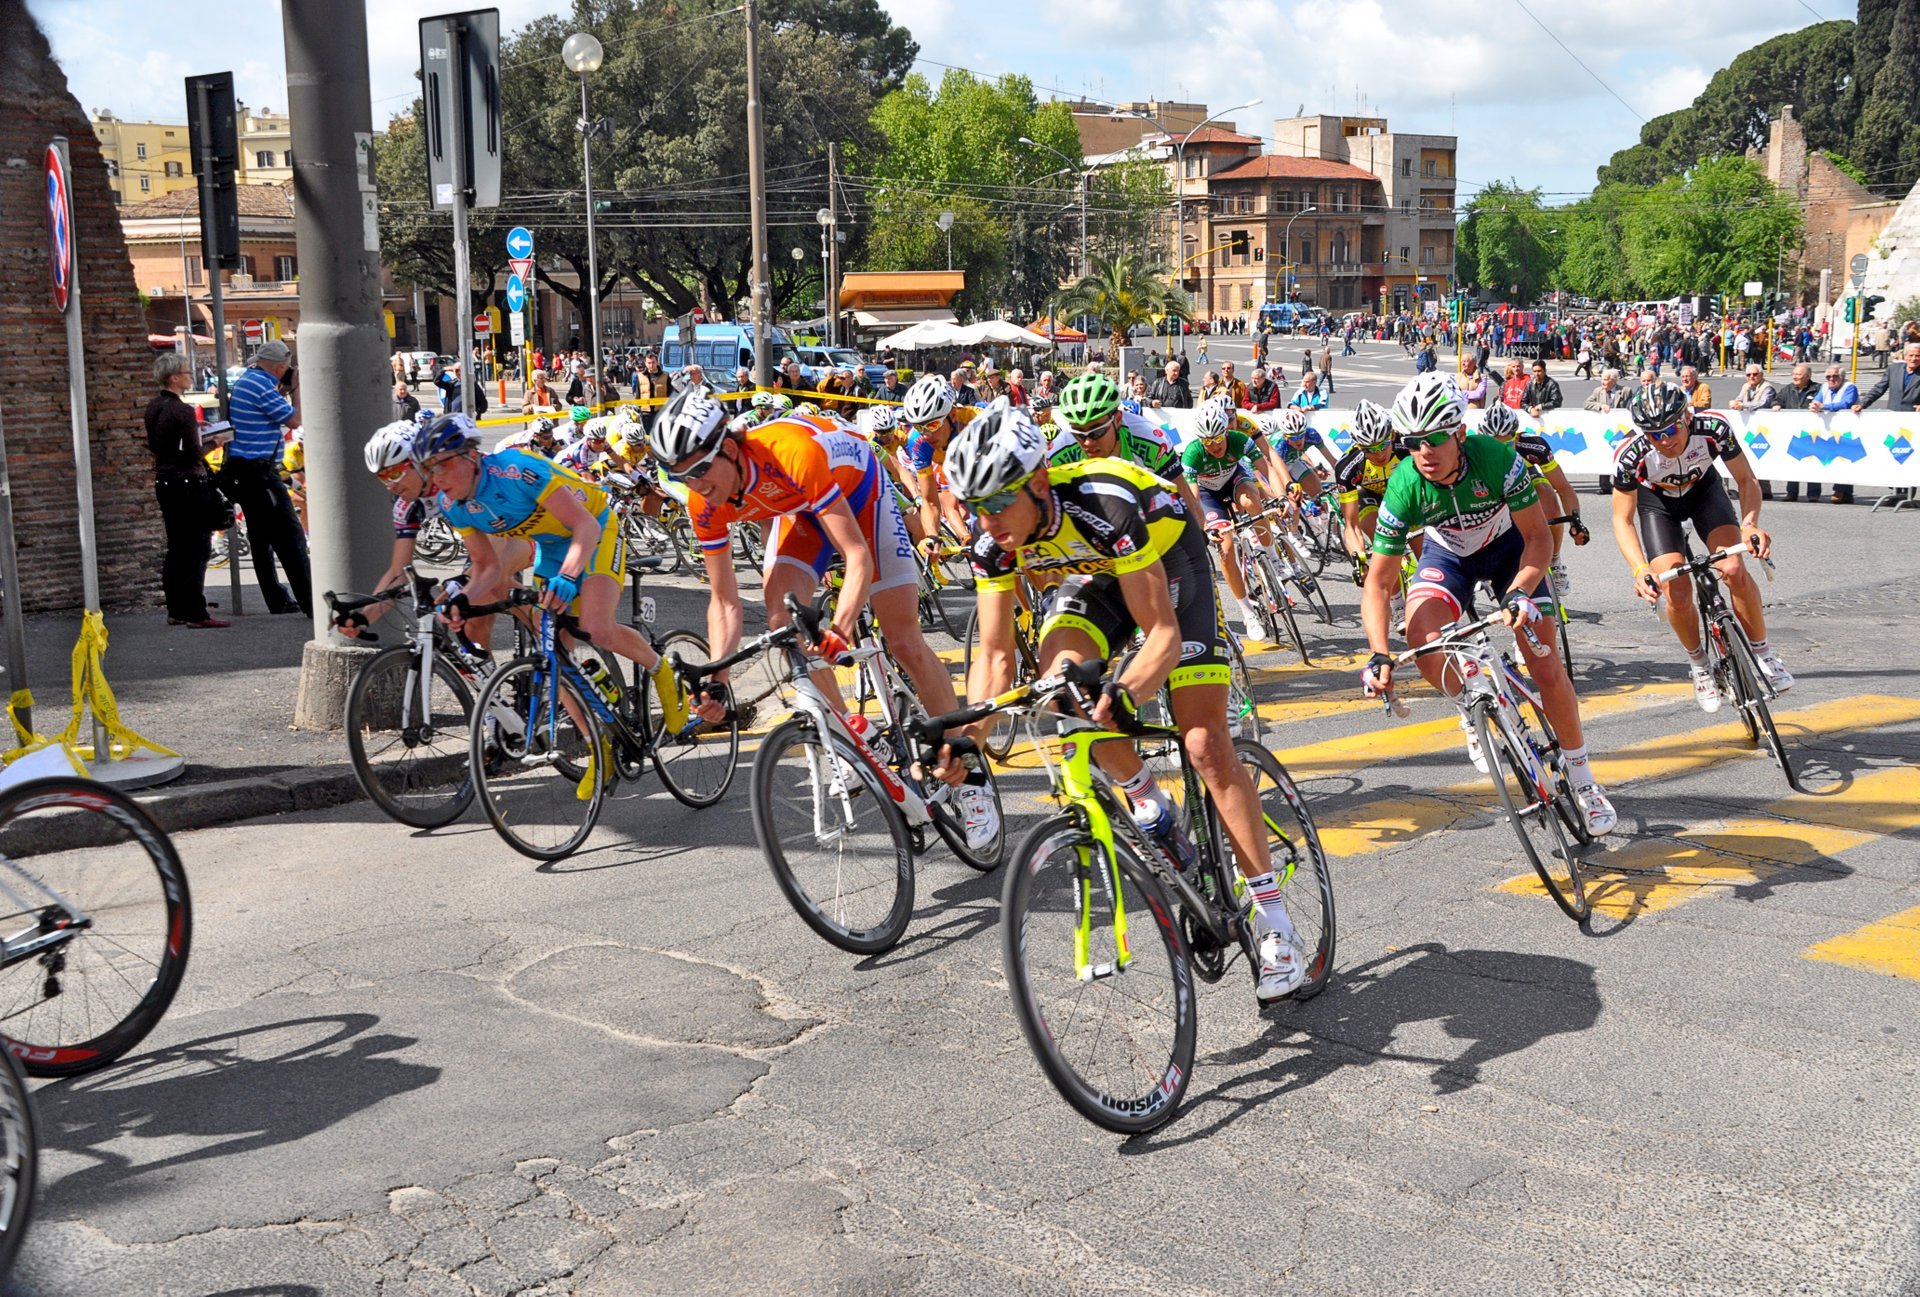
[496,428,558,457]
[1179,427,1263,491]
[1332,445,1406,506]
[393,493,440,540]
[1372,435,1539,559]
[904,406,980,476]
[1045,409,1184,481]
[1276,428,1328,473]
[1609,414,1742,496]
[438,447,621,586]
[555,436,610,476]
[967,458,1206,595]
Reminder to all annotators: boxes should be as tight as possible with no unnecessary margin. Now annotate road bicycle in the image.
[1376,613,1592,922]
[602,473,693,577]
[1227,507,1314,664]
[911,531,970,640]
[960,577,1045,762]
[690,594,1006,955]
[0,1044,33,1279]
[1291,486,1346,576]
[917,661,1334,1134]
[0,776,192,1077]
[1657,541,1792,787]
[462,581,738,861]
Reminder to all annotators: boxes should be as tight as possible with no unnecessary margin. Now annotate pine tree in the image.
[1852,0,1920,195]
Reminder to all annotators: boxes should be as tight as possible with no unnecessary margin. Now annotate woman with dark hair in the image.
[145,354,228,628]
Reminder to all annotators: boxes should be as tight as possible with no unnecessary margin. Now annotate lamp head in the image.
[561,33,604,74]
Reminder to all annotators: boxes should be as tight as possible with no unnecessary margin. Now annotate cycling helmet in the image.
[751,390,792,415]
[1389,372,1467,438]
[1478,402,1520,441]
[569,404,593,424]
[862,405,900,441]
[1029,393,1056,412]
[649,388,728,469]
[530,416,558,438]
[1056,371,1122,430]
[1349,400,1394,450]
[901,374,956,425]
[1628,380,1689,433]
[411,412,481,461]
[364,421,418,474]
[1195,393,1235,442]
[944,403,1047,503]
[1280,407,1309,435]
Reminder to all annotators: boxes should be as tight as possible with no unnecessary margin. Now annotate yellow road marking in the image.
[1588,695,1920,788]
[1804,906,1920,980]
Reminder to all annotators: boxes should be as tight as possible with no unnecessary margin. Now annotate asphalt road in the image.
[14,488,1920,1295]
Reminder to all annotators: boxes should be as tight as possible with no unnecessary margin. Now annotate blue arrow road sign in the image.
[506,226,534,258]
[505,276,526,313]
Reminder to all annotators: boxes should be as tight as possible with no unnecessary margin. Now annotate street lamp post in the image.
[562,32,606,405]
[1104,99,1261,306]
[816,207,834,346]
[1281,204,1317,305]
[936,209,954,271]
[1019,137,1089,278]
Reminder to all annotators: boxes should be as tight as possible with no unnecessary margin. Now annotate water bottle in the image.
[1133,799,1197,873]
[581,657,621,707]
[844,714,895,768]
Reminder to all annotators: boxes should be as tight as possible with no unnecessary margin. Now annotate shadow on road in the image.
[35,1015,439,1212]
[1125,942,1600,1152]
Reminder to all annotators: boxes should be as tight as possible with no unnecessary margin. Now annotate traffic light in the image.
[1844,298,1856,323]
[1229,231,1250,259]
[1864,294,1886,320]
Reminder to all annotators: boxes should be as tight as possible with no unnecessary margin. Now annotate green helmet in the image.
[1057,371,1121,430]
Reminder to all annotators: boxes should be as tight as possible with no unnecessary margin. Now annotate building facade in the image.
[90,111,196,205]
[237,103,294,185]
[1761,104,1896,308]
[1198,157,1390,316]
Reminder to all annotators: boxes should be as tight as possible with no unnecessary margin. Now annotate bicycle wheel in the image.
[1722,623,1794,785]
[470,658,606,861]
[1225,633,1263,742]
[0,1047,35,1277]
[414,516,461,567]
[344,643,475,829]
[1230,741,1335,999]
[962,607,1020,762]
[0,777,192,1078]
[629,512,683,576]
[645,630,741,808]
[902,689,1005,872]
[751,716,915,954]
[1514,690,1592,848]
[1254,556,1310,665]
[1001,814,1196,1134]
[1475,707,1588,922]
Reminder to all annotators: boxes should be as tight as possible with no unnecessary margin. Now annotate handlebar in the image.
[1656,540,1774,585]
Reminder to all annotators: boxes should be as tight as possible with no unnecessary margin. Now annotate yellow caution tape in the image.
[50,612,179,763]
[2,688,84,775]
[476,386,909,428]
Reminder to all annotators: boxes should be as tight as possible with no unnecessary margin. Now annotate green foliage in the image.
[1618,157,1801,297]
[1888,294,1920,327]
[1049,253,1191,354]
[1086,156,1172,266]
[1459,181,1550,300]
[1554,185,1637,301]
[1852,0,1920,196]
[1823,151,1870,185]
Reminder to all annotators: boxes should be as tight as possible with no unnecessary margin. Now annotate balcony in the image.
[1323,261,1383,278]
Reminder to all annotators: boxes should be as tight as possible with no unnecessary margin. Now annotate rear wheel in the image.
[1251,555,1309,665]
[644,630,741,808]
[470,659,605,861]
[1476,706,1587,922]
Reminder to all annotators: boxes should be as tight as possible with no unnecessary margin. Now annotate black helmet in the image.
[1628,381,1689,433]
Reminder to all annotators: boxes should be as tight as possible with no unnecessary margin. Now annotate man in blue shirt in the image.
[1289,369,1329,409]
[220,340,311,614]
[1804,362,1860,504]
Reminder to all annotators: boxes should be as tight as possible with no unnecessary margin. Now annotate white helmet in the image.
[944,403,1046,502]
[1349,400,1394,450]
[364,421,417,474]
[1196,393,1235,441]
[648,389,728,469]
[1391,372,1467,438]
[901,374,956,425]
[1477,402,1520,441]
[861,405,900,439]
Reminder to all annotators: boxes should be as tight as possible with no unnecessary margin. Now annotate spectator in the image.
[633,350,674,406]
[1199,371,1221,403]
[1216,360,1249,407]
[1499,358,1529,409]
[1006,369,1029,406]
[1122,372,1147,413]
[1290,370,1328,409]
[1807,363,1859,503]
[878,369,906,404]
[679,363,711,395]
[1456,354,1488,409]
[1243,366,1281,412]
[145,354,228,629]
[219,340,310,616]
[1522,361,1562,417]
[1583,367,1630,412]
[1316,342,1334,396]
[392,380,421,424]
[1777,363,1823,501]
[520,370,556,415]
[734,366,752,393]
[1679,365,1711,409]
[1148,361,1191,409]
[438,363,487,417]
[1574,336,1595,380]
[1731,364,1784,500]
[1854,340,1920,413]
[950,367,980,407]
[775,356,808,396]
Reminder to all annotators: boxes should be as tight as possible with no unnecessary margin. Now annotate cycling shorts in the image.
[1037,547,1229,690]
[1195,466,1257,530]
[530,509,625,601]
[1404,525,1548,623]
[765,460,917,596]
[1634,474,1739,561]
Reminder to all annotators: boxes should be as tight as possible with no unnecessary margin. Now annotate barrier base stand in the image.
[78,749,186,790]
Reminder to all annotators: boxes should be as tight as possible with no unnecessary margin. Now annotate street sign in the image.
[473,312,491,338]
[1744,280,1763,297]
[506,227,533,258]
[692,309,706,324]
[44,143,73,313]
[508,255,533,283]
[419,9,501,209]
[243,319,264,343]
[1851,252,1869,276]
[509,311,525,346]
[504,275,526,313]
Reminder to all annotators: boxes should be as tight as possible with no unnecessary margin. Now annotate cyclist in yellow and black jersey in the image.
[945,404,1309,1004]
[1475,402,1588,596]
[1332,400,1410,576]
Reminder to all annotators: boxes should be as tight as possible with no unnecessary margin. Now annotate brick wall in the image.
[0,0,166,611]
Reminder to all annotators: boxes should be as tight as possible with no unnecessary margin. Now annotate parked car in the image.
[795,344,888,389]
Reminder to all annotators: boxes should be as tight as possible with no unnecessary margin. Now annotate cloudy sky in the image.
[29,0,1840,202]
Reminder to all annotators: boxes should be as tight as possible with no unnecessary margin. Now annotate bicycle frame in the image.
[0,860,89,966]
[775,633,938,834]
[1387,617,1561,803]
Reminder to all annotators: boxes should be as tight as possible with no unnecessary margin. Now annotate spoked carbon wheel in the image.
[344,644,475,829]
[0,1047,35,1277]
[1001,815,1196,1135]
[1722,624,1794,787]
[1475,707,1588,923]
[1229,741,1336,999]
[1253,560,1310,665]
[751,717,915,954]
[0,777,192,1078]
[627,512,683,576]
[645,630,741,808]
[1518,695,1592,848]
[469,659,605,861]
[962,607,1034,763]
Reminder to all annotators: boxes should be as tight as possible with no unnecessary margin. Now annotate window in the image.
[165,161,182,178]
[1331,232,1350,264]
[185,256,202,287]
[1423,159,1438,178]
[135,142,147,160]
[1401,158,1411,177]
[1421,245,1436,265]
[283,150,294,167]
[165,129,176,138]
[255,150,274,169]
[1332,187,1348,213]
[1401,199,1412,213]
[139,176,150,193]
[1298,238,1315,266]
[238,255,256,279]
[1399,246,1411,265]
[275,255,297,281]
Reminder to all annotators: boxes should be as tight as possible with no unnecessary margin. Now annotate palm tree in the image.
[1049,253,1193,357]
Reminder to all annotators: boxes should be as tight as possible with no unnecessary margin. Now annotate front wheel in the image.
[1230,741,1335,999]
[344,643,475,829]
[645,630,741,808]
[0,1046,34,1277]
[1001,815,1196,1135]
[1722,621,1794,786]
[1476,706,1588,922]
[470,658,605,862]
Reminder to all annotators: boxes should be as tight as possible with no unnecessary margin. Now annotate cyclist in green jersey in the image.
[1359,374,1617,836]
[1181,394,1291,639]
[1048,372,1204,524]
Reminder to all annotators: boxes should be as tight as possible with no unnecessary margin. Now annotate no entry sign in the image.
[45,143,74,313]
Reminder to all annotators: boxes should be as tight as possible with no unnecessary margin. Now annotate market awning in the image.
[853,306,958,329]
[149,332,215,347]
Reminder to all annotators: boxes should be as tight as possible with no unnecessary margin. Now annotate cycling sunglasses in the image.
[668,442,728,485]
[965,475,1037,516]
[1402,428,1456,448]
[375,462,418,485]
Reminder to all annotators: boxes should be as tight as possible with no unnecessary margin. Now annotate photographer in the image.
[145,354,228,628]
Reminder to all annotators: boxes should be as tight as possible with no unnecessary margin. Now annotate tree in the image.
[1852,0,1920,196]
[374,113,511,320]
[1049,253,1192,356]
[1085,156,1172,267]
[1459,181,1549,300]
[1620,157,1801,297]
[1554,186,1640,301]
[764,0,917,88]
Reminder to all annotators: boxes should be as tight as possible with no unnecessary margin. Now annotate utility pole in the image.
[827,142,841,348]
[284,0,401,725]
[744,0,772,386]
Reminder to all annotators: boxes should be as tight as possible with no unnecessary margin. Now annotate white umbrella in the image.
[875,319,967,351]
[957,320,1054,348]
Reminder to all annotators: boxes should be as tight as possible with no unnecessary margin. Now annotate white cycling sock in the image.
[1686,647,1709,670]
[1119,768,1169,813]
[1750,638,1769,656]
[1242,871,1297,940]
[1563,744,1596,789]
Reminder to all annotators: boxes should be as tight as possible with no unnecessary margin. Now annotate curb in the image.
[134,764,367,835]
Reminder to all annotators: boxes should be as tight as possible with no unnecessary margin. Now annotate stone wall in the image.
[0,0,166,611]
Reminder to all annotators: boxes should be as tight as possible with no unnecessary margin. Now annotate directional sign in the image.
[1851,252,1869,276]
[473,312,491,338]
[45,143,73,313]
[506,226,534,259]
[509,311,525,346]
[504,275,526,313]
[508,255,533,283]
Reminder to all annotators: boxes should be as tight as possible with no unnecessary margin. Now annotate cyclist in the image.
[650,391,1000,848]
[900,375,977,544]
[1607,380,1789,712]
[858,404,928,542]
[557,414,619,477]
[948,404,1308,1002]
[414,413,689,734]
[1475,402,1589,594]
[498,416,562,458]
[1180,393,1292,640]
[1332,399,1415,603]
[1264,407,1336,505]
[1046,371,1203,525]
[1359,373,1617,836]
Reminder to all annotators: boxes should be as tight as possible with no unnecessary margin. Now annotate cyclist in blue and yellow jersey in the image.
[900,375,979,543]
[1262,406,1337,504]
[414,413,689,732]
[1475,402,1589,595]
